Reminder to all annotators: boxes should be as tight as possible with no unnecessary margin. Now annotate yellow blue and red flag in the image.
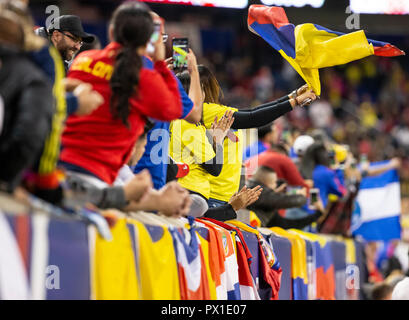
[248,5,405,95]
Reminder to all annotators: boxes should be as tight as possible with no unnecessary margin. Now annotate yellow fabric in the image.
[130,221,181,300]
[197,233,218,300]
[402,216,409,228]
[279,25,374,95]
[92,219,140,300]
[226,220,258,236]
[289,229,328,249]
[270,227,308,284]
[170,119,216,199]
[202,103,244,202]
[249,211,261,228]
[332,144,348,163]
[38,46,67,174]
[344,238,356,265]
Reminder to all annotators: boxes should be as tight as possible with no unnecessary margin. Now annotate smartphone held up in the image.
[172,37,189,70]
[309,188,319,204]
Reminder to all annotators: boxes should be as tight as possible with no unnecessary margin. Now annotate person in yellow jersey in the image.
[169,103,234,201]
[170,69,266,220]
[179,65,318,209]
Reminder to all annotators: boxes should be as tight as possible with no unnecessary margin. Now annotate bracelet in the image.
[289,90,297,100]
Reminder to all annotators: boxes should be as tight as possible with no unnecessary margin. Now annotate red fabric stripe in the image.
[374,44,405,57]
[15,215,30,274]
[248,5,290,28]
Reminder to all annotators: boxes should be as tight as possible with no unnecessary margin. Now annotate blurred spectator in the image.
[246,166,325,228]
[300,142,346,208]
[0,2,53,192]
[35,15,95,72]
[371,283,393,300]
[248,142,312,189]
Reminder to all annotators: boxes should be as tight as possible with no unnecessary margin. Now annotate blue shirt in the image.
[312,165,344,208]
[133,56,194,189]
[243,140,269,162]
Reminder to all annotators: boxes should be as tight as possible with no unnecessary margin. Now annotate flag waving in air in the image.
[248,5,405,95]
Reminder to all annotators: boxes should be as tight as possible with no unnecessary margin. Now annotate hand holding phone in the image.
[310,188,319,204]
[172,38,189,70]
[309,188,325,212]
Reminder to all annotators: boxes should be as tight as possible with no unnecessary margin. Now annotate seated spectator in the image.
[246,166,325,228]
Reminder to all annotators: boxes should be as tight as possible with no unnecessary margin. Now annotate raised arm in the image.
[231,88,316,129]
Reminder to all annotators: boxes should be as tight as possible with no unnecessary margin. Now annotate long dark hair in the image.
[299,142,330,179]
[110,3,153,126]
[198,65,223,104]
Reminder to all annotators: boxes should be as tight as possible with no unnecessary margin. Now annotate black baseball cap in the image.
[48,15,94,43]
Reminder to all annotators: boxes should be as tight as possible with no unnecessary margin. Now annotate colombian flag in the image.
[248,5,405,95]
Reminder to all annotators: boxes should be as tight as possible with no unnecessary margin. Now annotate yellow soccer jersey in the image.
[202,103,244,202]
[129,221,181,300]
[91,218,140,300]
[170,119,216,199]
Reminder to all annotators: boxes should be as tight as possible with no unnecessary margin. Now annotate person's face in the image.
[54,30,82,61]
[265,172,277,190]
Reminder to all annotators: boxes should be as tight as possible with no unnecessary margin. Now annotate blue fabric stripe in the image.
[352,215,401,241]
[313,24,391,47]
[46,220,90,300]
[241,231,259,286]
[269,235,292,300]
[293,277,308,300]
[250,21,296,58]
[145,224,164,243]
[127,223,139,278]
[169,227,199,265]
[227,283,241,300]
[359,169,399,190]
[330,241,346,272]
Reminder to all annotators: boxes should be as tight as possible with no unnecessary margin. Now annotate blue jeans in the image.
[207,198,228,208]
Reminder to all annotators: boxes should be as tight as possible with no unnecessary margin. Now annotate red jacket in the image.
[245,149,308,188]
[60,42,182,184]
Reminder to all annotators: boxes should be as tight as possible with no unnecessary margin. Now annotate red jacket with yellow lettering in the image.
[60,42,182,184]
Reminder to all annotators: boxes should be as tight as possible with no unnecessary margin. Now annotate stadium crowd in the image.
[0,0,408,300]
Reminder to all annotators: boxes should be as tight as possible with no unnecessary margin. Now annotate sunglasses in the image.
[59,30,83,46]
